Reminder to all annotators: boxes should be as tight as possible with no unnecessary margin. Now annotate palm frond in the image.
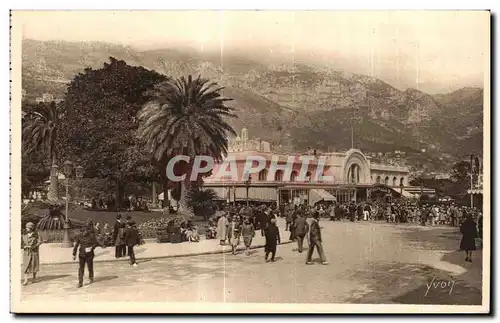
[137,75,238,165]
[22,102,61,163]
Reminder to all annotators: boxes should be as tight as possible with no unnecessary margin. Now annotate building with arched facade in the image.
[204,128,434,205]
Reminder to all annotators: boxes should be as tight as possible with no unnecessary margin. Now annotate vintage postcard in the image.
[10,10,490,313]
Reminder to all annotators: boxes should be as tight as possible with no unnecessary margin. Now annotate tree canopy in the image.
[59,57,167,184]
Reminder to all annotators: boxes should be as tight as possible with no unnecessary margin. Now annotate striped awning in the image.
[309,189,336,205]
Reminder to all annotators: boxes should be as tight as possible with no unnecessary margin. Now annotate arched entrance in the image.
[342,149,370,184]
[347,164,361,184]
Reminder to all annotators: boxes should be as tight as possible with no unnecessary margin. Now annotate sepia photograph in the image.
[10,10,490,313]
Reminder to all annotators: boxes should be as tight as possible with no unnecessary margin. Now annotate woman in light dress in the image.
[241,217,255,255]
[21,222,42,285]
[227,216,241,255]
[216,213,229,245]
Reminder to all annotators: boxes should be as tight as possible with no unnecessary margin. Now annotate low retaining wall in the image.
[38,228,159,243]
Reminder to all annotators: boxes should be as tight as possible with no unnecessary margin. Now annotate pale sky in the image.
[16,10,489,93]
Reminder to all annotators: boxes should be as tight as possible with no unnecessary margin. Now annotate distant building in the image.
[228,127,272,153]
[204,127,434,205]
[35,92,57,104]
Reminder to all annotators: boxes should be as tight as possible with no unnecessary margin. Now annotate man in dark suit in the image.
[264,218,281,262]
[255,207,268,236]
[293,212,309,253]
[123,220,139,266]
[306,213,329,265]
[112,214,126,258]
[73,220,99,288]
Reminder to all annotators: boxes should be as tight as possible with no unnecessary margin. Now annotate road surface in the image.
[20,221,482,305]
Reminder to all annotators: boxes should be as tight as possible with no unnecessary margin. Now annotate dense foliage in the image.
[186,187,218,220]
[58,58,167,209]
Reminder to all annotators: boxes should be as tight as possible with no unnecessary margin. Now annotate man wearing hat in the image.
[264,218,281,262]
[124,219,140,266]
[73,220,99,288]
[306,213,329,265]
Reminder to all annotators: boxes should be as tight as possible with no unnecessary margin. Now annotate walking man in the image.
[264,218,281,262]
[285,207,294,231]
[112,214,126,258]
[293,212,309,253]
[73,220,99,288]
[256,207,267,237]
[306,213,329,265]
[124,220,139,266]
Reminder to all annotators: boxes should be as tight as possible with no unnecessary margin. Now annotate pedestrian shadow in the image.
[398,226,460,251]
[21,274,70,284]
[442,249,483,266]
[92,275,119,283]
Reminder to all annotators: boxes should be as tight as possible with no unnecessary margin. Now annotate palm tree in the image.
[186,187,218,220]
[138,75,237,215]
[22,101,61,201]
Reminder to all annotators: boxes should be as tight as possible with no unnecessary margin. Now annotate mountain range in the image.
[21,39,484,173]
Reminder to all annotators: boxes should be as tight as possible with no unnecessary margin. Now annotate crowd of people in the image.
[205,199,483,264]
[21,198,482,288]
[205,203,329,264]
[88,196,151,212]
[285,199,483,230]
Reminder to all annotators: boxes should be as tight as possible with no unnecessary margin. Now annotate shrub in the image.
[186,188,217,220]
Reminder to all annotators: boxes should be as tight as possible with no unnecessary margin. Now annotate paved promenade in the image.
[21,220,484,307]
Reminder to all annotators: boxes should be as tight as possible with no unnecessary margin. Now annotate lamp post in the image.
[245,175,252,206]
[61,160,73,248]
[418,148,426,199]
[469,154,474,208]
[75,165,84,202]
